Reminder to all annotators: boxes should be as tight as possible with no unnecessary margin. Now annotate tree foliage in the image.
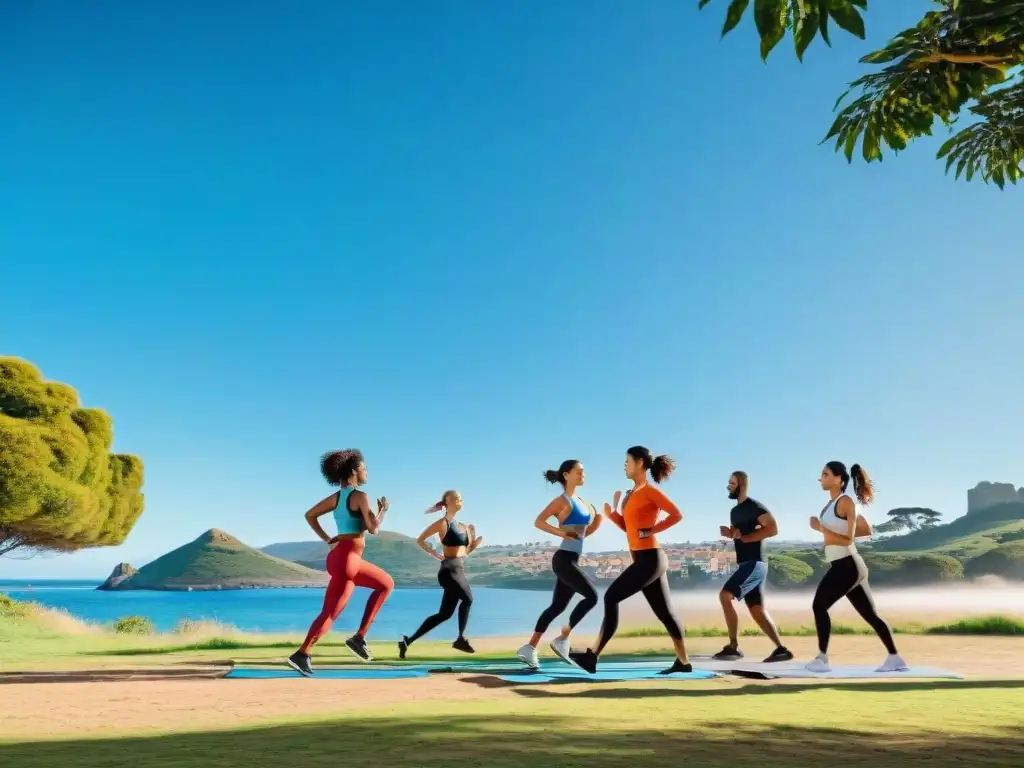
[0,357,145,557]
[700,0,1024,187]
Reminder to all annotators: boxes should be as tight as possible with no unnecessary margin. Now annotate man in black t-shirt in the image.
[713,471,793,663]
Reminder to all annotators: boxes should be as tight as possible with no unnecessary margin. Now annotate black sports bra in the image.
[440,518,469,547]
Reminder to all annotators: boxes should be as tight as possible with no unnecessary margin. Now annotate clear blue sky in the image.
[1,1,1020,579]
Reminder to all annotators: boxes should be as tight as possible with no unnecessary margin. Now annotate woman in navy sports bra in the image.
[398,490,483,657]
[517,459,602,669]
[287,449,394,677]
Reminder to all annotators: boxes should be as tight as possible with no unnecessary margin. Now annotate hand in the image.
[603,502,613,516]
[377,497,389,514]
[563,531,580,540]
[473,535,484,547]
[612,490,622,510]
[719,525,732,538]
[810,516,821,531]
[327,535,341,550]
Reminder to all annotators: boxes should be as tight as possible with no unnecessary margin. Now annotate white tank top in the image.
[820,491,858,562]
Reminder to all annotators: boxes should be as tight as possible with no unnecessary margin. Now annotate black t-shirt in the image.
[730,497,770,563]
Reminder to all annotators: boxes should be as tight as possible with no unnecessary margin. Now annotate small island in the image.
[97,529,328,591]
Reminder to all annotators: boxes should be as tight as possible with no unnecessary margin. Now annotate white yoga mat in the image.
[727,663,965,680]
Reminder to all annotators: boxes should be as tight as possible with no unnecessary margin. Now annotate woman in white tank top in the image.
[806,461,908,674]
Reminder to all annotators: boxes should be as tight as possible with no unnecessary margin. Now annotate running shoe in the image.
[287,651,313,677]
[875,654,909,672]
[763,646,794,663]
[516,643,540,670]
[549,635,573,666]
[345,634,373,662]
[711,644,744,661]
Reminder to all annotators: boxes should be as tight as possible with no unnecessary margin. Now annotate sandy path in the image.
[1,635,1020,740]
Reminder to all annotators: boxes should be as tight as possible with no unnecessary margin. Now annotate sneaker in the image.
[287,651,313,677]
[657,658,694,675]
[763,646,794,663]
[549,635,573,665]
[516,643,540,670]
[568,649,597,674]
[397,635,409,660]
[345,634,372,662]
[452,636,475,654]
[876,654,909,672]
[805,653,830,673]
[712,644,744,661]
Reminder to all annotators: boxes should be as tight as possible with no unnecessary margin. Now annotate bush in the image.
[861,552,964,585]
[113,615,155,635]
[765,554,815,588]
[965,542,1024,580]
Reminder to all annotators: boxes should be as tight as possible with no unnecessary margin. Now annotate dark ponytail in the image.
[627,446,676,484]
[825,460,875,506]
[850,464,875,506]
[543,459,580,487]
[320,449,363,486]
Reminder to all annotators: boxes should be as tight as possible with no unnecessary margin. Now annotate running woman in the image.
[713,471,793,663]
[807,461,907,673]
[569,446,692,676]
[287,449,395,676]
[516,459,603,669]
[398,490,482,657]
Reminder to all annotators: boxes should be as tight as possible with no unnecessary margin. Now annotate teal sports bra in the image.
[332,487,365,535]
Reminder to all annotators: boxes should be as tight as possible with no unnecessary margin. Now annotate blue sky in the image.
[1,1,1020,579]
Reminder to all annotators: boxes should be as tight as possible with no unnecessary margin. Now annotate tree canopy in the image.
[0,357,145,556]
[700,0,1024,187]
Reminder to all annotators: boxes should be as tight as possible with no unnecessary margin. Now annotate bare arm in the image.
[466,524,483,554]
[534,497,572,539]
[584,504,603,537]
[354,491,388,535]
[416,519,445,561]
[304,493,341,543]
[737,511,779,544]
[649,488,682,534]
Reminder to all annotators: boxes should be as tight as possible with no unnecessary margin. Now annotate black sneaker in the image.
[398,636,409,660]
[763,646,794,663]
[345,634,372,661]
[287,651,313,677]
[712,644,744,661]
[452,636,475,654]
[568,649,597,674]
[657,658,694,675]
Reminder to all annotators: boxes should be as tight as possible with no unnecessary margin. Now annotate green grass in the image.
[2,683,1024,766]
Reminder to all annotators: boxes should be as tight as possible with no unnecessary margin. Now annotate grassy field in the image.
[1,678,1023,766]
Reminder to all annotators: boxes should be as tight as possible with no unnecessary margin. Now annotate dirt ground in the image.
[1,635,1020,741]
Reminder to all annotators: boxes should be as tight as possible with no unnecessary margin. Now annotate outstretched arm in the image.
[417,520,445,561]
[648,488,682,533]
[534,497,572,539]
[466,524,483,554]
[304,493,340,543]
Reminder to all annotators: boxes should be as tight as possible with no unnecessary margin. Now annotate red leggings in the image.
[300,538,394,652]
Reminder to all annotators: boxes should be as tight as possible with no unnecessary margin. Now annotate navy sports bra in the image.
[440,518,470,547]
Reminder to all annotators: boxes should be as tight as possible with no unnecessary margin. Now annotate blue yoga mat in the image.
[494,668,718,684]
[226,667,430,680]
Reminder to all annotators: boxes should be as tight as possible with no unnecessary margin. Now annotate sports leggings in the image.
[407,557,473,643]
[534,550,599,633]
[595,548,682,654]
[812,553,897,655]
[300,538,394,652]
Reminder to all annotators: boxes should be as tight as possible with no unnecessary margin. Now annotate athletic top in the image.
[615,484,680,552]
[332,487,365,536]
[730,497,770,563]
[440,518,470,547]
[819,491,857,562]
[558,495,594,554]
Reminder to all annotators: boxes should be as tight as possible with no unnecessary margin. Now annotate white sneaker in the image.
[876,654,909,672]
[549,635,572,665]
[805,653,831,673]
[516,643,540,670]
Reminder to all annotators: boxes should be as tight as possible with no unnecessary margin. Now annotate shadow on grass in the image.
[1,714,1021,767]
[484,677,1024,698]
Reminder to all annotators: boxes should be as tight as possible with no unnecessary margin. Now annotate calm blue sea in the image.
[0,579,609,639]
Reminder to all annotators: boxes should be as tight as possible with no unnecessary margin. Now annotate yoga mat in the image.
[226,667,430,680]
[494,668,719,684]
[728,664,965,680]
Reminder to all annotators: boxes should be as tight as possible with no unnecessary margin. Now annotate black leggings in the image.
[534,550,599,633]
[595,548,682,654]
[812,553,897,655]
[407,557,473,643]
